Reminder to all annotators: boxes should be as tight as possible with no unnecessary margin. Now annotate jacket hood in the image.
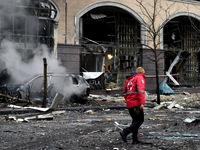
[126,71,138,78]
[126,71,145,79]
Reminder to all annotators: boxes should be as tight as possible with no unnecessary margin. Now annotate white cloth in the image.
[82,72,104,80]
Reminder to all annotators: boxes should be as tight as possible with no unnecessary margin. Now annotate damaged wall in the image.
[57,44,81,74]
[3,0,200,93]
[142,49,164,93]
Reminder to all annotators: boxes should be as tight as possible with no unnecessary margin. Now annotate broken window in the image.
[164,16,200,86]
[0,0,57,61]
[80,6,141,88]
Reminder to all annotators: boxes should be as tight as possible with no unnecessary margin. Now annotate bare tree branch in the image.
[136,0,153,22]
[135,0,181,104]
[147,56,156,62]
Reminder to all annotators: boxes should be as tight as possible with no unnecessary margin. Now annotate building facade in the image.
[1,0,200,92]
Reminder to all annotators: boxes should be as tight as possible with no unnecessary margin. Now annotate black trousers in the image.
[123,106,144,140]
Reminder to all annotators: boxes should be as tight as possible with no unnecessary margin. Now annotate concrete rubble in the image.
[88,91,200,110]
[0,91,200,149]
[1,93,64,122]
[1,91,200,120]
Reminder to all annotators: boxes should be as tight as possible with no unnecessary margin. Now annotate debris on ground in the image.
[184,117,200,124]
[1,91,200,150]
[105,81,122,90]
[146,92,200,110]
[6,110,66,122]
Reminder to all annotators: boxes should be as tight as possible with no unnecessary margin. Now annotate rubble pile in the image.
[105,82,122,90]
[146,92,200,109]
[87,91,200,110]
[88,94,126,107]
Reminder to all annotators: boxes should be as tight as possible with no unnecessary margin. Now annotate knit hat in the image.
[136,67,145,74]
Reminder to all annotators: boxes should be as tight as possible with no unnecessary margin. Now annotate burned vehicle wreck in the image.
[0,73,90,105]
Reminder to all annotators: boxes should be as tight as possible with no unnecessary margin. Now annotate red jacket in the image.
[123,72,146,108]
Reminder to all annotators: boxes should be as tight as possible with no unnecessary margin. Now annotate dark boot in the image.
[132,133,141,144]
[132,140,141,144]
[120,131,128,143]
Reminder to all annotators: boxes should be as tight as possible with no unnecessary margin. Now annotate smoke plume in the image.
[0,40,87,100]
[0,40,66,83]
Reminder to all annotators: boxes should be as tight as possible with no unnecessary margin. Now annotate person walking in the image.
[120,67,146,144]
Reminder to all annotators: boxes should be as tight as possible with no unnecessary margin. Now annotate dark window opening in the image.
[164,16,200,86]
[72,77,78,85]
[81,6,140,45]
[83,16,115,42]
[80,6,141,87]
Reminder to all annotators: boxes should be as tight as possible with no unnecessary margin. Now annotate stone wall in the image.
[57,44,81,74]
[142,49,165,93]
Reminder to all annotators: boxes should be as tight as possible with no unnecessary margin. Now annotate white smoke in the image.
[0,40,87,101]
[0,1,88,103]
[0,40,67,83]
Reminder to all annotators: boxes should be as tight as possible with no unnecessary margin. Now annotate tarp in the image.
[82,72,104,80]
[159,82,174,94]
